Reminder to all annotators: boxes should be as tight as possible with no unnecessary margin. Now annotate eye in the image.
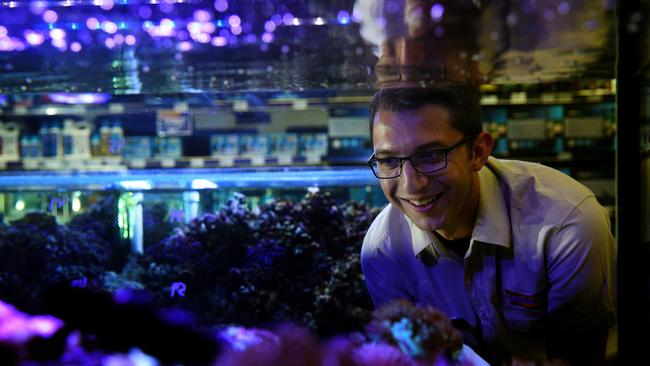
[377,157,401,169]
[414,149,444,161]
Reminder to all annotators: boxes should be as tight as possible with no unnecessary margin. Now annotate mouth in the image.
[402,192,444,213]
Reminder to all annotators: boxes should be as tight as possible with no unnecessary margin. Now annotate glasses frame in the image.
[367,136,474,179]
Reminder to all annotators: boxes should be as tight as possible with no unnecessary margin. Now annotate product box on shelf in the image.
[269,132,298,165]
[298,132,328,164]
[155,137,183,159]
[124,136,153,159]
[238,134,268,166]
[210,133,239,167]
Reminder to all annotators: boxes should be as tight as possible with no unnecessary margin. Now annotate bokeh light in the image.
[261,32,273,43]
[43,10,58,23]
[70,42,82,52]
[264,20,276,33]
[102,21,118,34]
[430,3,444,21]
[211,36,227,47]
[282,13,295,26]
[214,0,228,13]
[337,10,350,25]
[228,15,241,28]
[24,31,45,46]
[86,17,100,30]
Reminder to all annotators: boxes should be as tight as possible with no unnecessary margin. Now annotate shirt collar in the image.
[472,158,512,249]
[410,157,512,258]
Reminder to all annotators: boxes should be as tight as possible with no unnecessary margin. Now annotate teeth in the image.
[409,196,435,206]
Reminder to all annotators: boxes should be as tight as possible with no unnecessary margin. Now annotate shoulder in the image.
[361,203,407,259]
[485,157,597,227]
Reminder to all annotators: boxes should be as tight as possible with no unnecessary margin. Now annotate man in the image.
[361,84,616,365]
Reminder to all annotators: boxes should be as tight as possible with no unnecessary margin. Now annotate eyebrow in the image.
[374,140,447,157]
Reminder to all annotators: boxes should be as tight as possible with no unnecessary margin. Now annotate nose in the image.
[400,159,428,194]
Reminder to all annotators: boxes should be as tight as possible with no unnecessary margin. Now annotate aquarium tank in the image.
[0,0,640,365]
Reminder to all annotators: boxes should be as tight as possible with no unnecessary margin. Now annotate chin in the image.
[409,214,443,232]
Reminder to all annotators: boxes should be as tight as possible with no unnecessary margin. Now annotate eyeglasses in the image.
[367,136,474,179]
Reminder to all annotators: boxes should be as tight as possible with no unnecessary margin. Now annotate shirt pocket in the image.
[502,306,546,333]
[502,288,547,333]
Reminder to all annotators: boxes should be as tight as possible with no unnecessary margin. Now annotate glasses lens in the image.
[371,159,400,178]
[412,150,446,173]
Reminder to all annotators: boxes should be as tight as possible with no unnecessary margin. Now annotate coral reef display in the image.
[0,190,378,337]
[0,295,470,366]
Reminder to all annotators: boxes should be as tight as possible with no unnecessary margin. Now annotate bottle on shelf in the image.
[91,133,101,158]
[109,119,125,157]
[50,121,63,159]
[20,135,30,159]
[99,120,111,157]
[63,119,93,161]
[75,121,93,160]
[30,135,41,158]
[0,122,20,160]
[63,119,76,159]
[39,122,50,158]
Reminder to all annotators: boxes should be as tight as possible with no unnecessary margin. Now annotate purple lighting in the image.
[271,14,282,25]
[244,33,256,43]
[102,20,118,34]
[214,0,228,13]
[27,316,63,338]
[30,1,47,15]
[261,32,273,43]
[125,34,136,45]
[178,41,192,51]
[352,7,362,23]
[49,28,66,40]
[282,13,295,26]
[558,2,571,15]
[24,31,44,46]
[52,38,66,50]
[211,36,227,47]
[100,0,115,11]
[43,10,58,23]
[430,3,444,21]
[195,33,210,43]
[228,15,241,28]
[86,17,100,30]
[264,20,276,33]
[138,5,152,19]
[114,34,125,44]
[337,10,351,25]
[105,38,116,48]
[70,42,82,52]
[194,9,211,22]
[201,22,215,34]
[187,21,201,34]
[0,26,7,37]
[231,25,241,35]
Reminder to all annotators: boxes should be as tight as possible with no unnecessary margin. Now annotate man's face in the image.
[372,105,476,233]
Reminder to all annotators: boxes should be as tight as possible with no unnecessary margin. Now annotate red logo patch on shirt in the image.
[504,288,543,309]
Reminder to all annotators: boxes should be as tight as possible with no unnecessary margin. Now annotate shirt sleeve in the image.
[545,196,617,333]
[361,235,414,308]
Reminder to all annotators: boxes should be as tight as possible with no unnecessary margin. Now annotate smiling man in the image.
[361,84,616,365]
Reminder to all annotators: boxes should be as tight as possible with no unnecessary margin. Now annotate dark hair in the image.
[368,84,483,144]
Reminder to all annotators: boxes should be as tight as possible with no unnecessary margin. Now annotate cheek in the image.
[379,180,398,200]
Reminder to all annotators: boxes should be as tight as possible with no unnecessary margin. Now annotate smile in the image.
[403,192,443,212]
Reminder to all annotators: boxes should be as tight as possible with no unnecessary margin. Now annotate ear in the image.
[470,131,494,172]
